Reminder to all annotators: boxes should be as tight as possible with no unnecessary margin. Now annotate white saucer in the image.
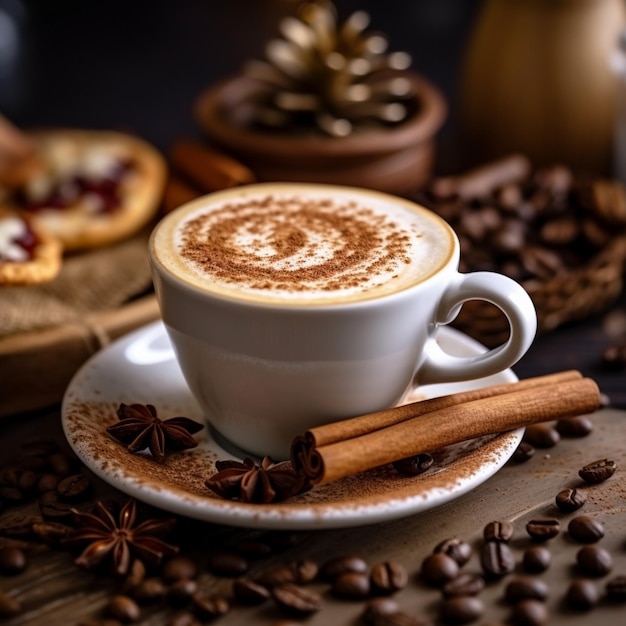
[61,321,522,530]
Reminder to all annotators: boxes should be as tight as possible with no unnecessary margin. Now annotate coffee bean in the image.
[167,612,200,626]
[440,596,484,624]
[555,488,587,513]
[332,571,371,599]
[16,469,38,494]
[371,611,430,626]
[567,515,605,543]
[525,518,560,542]
[256,564,297,588]
[564,579,599,611]
[37,473,61,493]
[57,473,92,501]
[576,545,613,577]
[77,619,124,626]
[510,598,548,626]
[504,577,549,603]
[605,575,626,601]
[0,546,27,575]
[483,520,514,542]
[167,579,198,606]
[578,458,616,484]
[601,342,626,370]
[321,555,368,580]
[161,556,197,582]
[421,552,459,586]
[293,559,318,584]
[106,594,141,623]
[370,561,408,594]
[522,424,560,448]
[272,583,322,614]
[0,485,24,504]
[555,416,593,438]
[442,573,485,598]
[511,441,535,463]
[131,578,166,604]
[233,578,271,605]
[206,550,249,577]
[234,540,273,559]
[522,546,551,573]
[49,451,73,477]
[121,559,146,593]
[433,538,472,566]
[31,520,74,545]
[362,597,400,624]
[481,541,515,578]
[392,453,434,476]
[192,594,229,619]
[0,590,22,617]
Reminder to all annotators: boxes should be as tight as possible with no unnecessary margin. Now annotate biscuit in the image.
[0,208,62,285]
[1,129,166,251]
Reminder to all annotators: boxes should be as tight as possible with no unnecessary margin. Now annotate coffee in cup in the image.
[150,183,537,458]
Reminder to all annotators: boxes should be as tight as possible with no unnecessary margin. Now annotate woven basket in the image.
[452,235,626,348]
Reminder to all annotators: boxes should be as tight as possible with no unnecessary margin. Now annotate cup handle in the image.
[415,271,537,385]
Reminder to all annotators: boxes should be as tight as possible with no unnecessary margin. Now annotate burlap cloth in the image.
[0,230,154,337]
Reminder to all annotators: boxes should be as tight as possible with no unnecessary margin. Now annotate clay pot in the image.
[194,72,447,196]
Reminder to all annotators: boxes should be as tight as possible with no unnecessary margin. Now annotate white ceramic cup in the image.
[149,183,537,459]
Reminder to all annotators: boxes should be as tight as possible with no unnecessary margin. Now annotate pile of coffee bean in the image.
[416,155,626,286]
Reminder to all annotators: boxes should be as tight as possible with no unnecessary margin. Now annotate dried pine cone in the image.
[243,0,416,137]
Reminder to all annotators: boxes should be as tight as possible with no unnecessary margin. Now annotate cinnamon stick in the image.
[291,374,600,485]
[170,138,255,193]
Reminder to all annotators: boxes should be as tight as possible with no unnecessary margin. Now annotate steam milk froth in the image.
[153,190,454,304]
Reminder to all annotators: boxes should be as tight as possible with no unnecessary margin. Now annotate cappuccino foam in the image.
[153,188,454,304]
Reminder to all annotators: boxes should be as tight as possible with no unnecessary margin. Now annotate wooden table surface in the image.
[1,2,626,624]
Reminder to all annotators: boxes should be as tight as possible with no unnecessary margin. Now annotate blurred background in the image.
[0,0,483,171]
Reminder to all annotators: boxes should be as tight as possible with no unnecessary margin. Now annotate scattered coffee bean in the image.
[130,578,166,604]
[0,546,27,575]
[37,472,61,493]
[233,578,271,605]
[511,441,535,463]
[564,579,599,611]
[57,473,92,502]
[504,577,549,603]
[16,469,38,494]
[272,583,323,614]
[106,594,141,623]
[167,578,198,607]
[555,415,593,438]
[161,556,197,582]
[605,575,626,601]
[440,595,484,624]
[332,571,371,599]
[522,546,551,573]
[292,559,318,584]
[525,518,560,542]
[49,451,73,477]
[0,590,21,617]
[256,564,297,588]
[510,598,548,626]
[206,550,249,577]
[522,424,560,448]
[192,594,229,619]
[370,611,429,626]
[362,597,400,624]
[39,499,74,522]
[567,515,605,543]
[32,520,74,545]
[442,573,485,598]
[0,485,24,504]
[167,611,200,626]
[321,555,368,580]
[601,341,626,370]
[483,520,514,543]
[576,545,613,577]
[370,560,408,595]
[421,552,459,586]
[77,619,124,626]
[578,458,616,484]
[481,541,515,578]
[433,538,472,566]
[392,453,434,476]
[234,540,273,559]
[555,488,587,513]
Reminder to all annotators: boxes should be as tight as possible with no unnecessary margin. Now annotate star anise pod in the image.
[64,498,179,576]
[106,403,204,463]
[205,456,307,504]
